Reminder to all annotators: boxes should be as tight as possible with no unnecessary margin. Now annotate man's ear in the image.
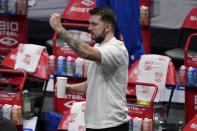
[105,24,111,32]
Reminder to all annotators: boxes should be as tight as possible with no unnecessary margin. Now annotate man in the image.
[49,7,130,131]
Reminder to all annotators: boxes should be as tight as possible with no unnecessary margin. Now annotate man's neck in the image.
[101,32,114,44]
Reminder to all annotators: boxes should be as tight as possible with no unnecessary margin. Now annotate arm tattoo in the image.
[58,29,84,55]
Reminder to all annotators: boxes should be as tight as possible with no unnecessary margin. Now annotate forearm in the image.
[66,81,87,94]
[49,13,98,60]
[58,28,89,58]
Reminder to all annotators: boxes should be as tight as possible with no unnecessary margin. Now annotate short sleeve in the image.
[97,44,124,74]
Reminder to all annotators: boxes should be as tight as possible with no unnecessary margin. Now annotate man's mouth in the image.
[90,33,95,39]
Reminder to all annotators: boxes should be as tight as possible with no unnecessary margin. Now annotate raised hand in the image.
[49,13,64,33]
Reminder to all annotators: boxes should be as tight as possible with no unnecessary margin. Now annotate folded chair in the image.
[127,54,176,122]
[0,45,50,130]
[165,6,197,69]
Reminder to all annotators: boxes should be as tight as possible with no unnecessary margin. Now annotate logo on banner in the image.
[70,0,94,13]
[81,0,94,6]
[0,21,19,36]
[64,100,76,108]
[191,123,197,129]
[0,77,12,83]
[190,16,197,21]
[68,113,77,123]
[0,21,19,46]
[195,95,197,110]
[0,37,18,46]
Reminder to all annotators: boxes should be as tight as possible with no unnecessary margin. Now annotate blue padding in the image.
[44,112,63,131]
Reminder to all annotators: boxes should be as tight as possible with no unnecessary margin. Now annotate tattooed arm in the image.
[49,13,101,62]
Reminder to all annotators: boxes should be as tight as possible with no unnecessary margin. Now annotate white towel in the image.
[67,101,86,131]
[136,54,171,102]
[14,44,46,73]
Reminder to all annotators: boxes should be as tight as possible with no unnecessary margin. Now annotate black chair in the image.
[165,6,197,69]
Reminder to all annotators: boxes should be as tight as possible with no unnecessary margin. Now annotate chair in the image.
[0,45,50,130]
[127,54,176,122]
[0,69,26,131]
[164,6,197,69]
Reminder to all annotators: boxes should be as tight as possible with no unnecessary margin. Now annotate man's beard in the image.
[94,29,106,44]
[95,36,105,43]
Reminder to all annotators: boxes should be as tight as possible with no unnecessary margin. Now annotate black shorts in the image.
[86,122,129,131]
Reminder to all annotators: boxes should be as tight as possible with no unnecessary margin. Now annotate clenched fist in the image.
[49,13,64,33]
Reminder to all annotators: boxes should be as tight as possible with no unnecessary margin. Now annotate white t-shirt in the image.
[85,37,130,129]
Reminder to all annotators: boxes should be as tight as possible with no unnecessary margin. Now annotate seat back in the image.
[179,6,197,49]
[1,47,50,81]
[164,6,197,68]
[61,0,96,23]
[0,69,26,106]
[127,55,176,99]
[179,29,197,49]
[182,6,197,30]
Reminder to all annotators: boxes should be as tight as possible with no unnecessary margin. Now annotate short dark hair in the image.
[89,7,116,29]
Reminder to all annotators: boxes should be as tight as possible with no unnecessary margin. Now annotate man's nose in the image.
[88,25,92,31]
